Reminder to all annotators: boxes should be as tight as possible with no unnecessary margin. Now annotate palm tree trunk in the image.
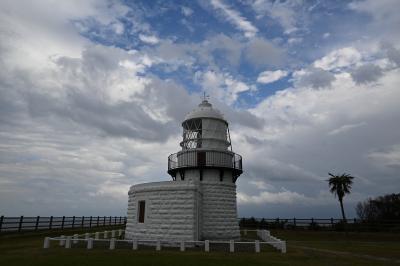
[339,198,347,222]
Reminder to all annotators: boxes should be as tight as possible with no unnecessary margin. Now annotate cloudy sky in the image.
[1,0,399,218]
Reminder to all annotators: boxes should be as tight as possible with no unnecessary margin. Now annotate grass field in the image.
[1,227,399,266]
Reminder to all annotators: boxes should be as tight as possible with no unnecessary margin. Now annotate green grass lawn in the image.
[1,227,399,266]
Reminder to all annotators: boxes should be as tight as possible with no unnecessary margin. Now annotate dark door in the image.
[197,151,206,167]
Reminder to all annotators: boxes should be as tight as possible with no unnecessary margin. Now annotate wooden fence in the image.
[0,216,127,233]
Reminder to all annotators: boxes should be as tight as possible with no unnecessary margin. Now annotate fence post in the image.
[72,216,75,229]
[89,216,92,228]
[119,216,122,224]
[293,218,296,229]
[49,216,53,230]
[156,240,161,251]
[180,241,185,251]
[331,217,334,229]
[18,216,24,232]
[65,236,71,248]
[87,238,93,249]
[0,215,3,233]
[109,238,115,250]
[35,216,40,231]
[73,234,78,244]
[109,216,111,225]
[103,216,106,226]
[95,232,99,240]
[114,216,116,225]
[205,240,209,252]
[59,235,65,246]
[43,237,50,249]
[132,239,138,250]
[281,241,287,253]
[81,216,85,228]
[61,216,65,229]
[230,240,234,253]
[97,216,99,227]
[255,240,260,253]
[104,231,108,239]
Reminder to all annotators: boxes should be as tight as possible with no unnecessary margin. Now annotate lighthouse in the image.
[125,99,243,242]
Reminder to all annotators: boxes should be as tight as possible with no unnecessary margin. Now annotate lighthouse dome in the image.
[184,100,225,122]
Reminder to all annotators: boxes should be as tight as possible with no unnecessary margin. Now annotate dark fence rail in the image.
[239,218,400,232]
[0,216,127,233]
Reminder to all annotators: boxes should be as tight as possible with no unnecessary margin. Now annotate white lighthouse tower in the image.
[125,99,243,242]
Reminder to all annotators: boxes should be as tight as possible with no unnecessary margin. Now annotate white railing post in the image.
[205,240,209,252]
[281,241,286,253]
[229,240,234,253]
[180,241,185,252]
[95,232,99,240]
[156,240,161,251]
[85,233,89,240]
[118,229,122,237]
[261,230,266,241]
[73,234,78,244]
[59,235,65,246]
[111,230,116,238]
[103,231,108,239]
[109,238,115,250]
[255,240,260,253]
[132,239,138,250]
[65,236,71,249]
[87,238,93,249]
[43,237,50,249]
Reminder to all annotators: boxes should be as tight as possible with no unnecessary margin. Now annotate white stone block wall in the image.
[126,175,240,241]
[125,181,199,242]
[201,181,240,240]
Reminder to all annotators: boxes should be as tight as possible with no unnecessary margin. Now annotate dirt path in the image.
[291,244,400,264]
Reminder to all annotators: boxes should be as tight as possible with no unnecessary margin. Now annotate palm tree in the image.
[328,173,355,221]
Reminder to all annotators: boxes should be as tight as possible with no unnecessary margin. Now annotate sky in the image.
[0,0,399,218]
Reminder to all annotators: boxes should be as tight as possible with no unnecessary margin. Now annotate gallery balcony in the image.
[167,149,243,178]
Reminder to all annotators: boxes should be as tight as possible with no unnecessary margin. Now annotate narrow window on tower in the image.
[138,200,145,223]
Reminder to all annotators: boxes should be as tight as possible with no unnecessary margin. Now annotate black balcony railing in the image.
[168,149,242,177]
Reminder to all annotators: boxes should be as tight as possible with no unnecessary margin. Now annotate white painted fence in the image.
[43,229,286,254]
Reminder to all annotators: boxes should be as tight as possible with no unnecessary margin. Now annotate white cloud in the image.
[351,64,383,84]
[238,190,312,205]
[313,47,362,70]
[368,144,400,169]
[111,22,124,35]
[181,6,193,16]
[251,0,303,34]
[323,32,330,39]
[328,122,367,135]
[257,70,288,84]
[245,38,286,67]
[292,67,335,88]
[194,70,250,105]
[210,0,258,38]
[139,34,160,45]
